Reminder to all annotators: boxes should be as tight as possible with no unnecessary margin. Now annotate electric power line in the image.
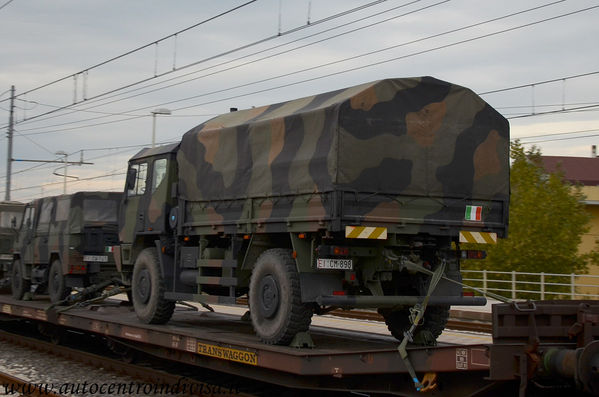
[14,1,585,137]
[0,0,257,104]
[0,0,14,12]
[3,0,395,126]
[516,128,599,141]
[507,103,599,119]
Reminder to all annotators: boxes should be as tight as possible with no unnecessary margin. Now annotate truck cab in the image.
[118,143,178,279]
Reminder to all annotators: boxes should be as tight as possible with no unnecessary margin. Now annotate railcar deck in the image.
[0,294,596,396]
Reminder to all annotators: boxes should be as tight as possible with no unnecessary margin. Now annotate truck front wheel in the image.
[11,259,29,300]
[48,259,71,303]
[132,248,175,324]
[249,249,312,345]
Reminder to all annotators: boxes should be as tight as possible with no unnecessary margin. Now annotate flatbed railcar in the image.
[0,294,597,396]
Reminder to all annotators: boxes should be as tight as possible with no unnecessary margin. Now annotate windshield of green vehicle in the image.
[0,211,23,228]
[83,199,118,223]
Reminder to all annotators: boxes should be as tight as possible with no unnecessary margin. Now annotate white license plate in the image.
[317,258,353,270]
[83,255,108,263]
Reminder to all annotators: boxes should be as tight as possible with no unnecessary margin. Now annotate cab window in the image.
[128,162,147,196]
[152,158,168,193]
[36,200,54,234]
[0,211,23,228]
[22,206,35,230]
[55,198,71,222]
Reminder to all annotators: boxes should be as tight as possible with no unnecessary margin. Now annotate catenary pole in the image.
[5,85,15,201]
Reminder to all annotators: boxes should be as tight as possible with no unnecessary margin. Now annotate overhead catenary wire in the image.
[12,1,586,137]
[2,0,396,126]
[4,0,447,134]
[516,133,599,145]
[516,128,599,141]
[0,0,14,12]
[0,0,258,103]
[4,3,599,198]
[507,103,599,119]
[0,169,127,197]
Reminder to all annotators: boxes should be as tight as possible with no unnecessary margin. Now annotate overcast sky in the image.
[1,0,598,202]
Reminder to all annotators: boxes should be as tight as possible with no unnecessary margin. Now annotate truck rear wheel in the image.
[380,305,450,342]
[132,248,175,324]
[11,259,29,300]
[249,249,312,345]
[48,259,71,303]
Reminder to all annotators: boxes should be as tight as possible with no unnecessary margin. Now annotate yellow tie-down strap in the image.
[345,226,388,239]
[459,231,497,244]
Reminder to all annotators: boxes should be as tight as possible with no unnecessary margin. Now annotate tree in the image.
[462,142,599,297]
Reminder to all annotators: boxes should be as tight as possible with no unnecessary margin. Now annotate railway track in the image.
[0,370,63,397]
[0,328,255,397]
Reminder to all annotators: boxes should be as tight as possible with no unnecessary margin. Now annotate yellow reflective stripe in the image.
[345,226,387,239]
[459,231,497,244]
[369,227,387,239]
[346,226,363,238]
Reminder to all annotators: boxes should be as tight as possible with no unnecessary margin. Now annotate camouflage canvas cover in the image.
[177,77,509,204]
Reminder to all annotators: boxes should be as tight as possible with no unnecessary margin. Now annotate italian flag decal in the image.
[465,205,482,221]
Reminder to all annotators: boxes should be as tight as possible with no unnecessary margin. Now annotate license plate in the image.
[83,255,108,263]
[0,254,12,261]
[317,258,353,270]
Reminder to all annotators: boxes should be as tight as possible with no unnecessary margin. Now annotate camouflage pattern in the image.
[0,201,25,287]
[176,77,509,238]
[13,191,122,289]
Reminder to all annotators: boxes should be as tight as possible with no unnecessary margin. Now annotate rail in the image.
[0,369,63,397]
[461,269,599,300]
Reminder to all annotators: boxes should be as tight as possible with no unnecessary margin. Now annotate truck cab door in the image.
[145,157,173,233]
[120,161,149,243]
[18,204,36,264]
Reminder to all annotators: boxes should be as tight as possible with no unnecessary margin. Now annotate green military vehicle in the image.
[117,77,509,345]
[11,191,122,303]
[0,201,25,291]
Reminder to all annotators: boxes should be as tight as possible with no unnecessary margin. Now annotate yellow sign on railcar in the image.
[197,342,258,366]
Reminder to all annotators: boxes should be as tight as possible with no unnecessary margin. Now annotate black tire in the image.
[249,249,312,345]
[131,248,175,324]
[11,259,29,300]
[380,305,450,342]
[48,259,71,303]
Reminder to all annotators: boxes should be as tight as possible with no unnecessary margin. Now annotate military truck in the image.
[0,201,25,291]
[117,77,509,345]
[11,191,122,303]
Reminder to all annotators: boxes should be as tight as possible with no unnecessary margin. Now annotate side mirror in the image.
[10,216,16,228]
[126,167,137,191]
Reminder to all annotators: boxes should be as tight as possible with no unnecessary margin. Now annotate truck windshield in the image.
[83,199,117,223]
[0,211,23,229]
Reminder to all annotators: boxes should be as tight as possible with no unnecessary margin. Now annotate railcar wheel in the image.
[10,259,29,300]
[131,248,175,324]
[48,259,71,303]
[249,249,312,345]
[380,305,450,342]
